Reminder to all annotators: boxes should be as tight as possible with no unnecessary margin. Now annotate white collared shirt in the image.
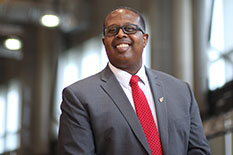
[108,62,158,126]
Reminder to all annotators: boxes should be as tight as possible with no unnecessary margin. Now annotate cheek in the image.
[132,35,145,45]
[103,38,112,48]
[104,44,111,51]
[132,40,145,50]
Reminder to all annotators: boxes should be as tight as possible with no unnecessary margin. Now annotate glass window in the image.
[0,138,4,154]
[0,88,6,137]
[6,133,20,151]
[7,82,21,133]
[0,80,21,154]
[208,0,233,90]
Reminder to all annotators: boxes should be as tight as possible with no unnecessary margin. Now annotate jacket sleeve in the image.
[58,87,95,155]
[186,83,212,155]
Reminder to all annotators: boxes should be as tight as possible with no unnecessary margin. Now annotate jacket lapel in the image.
[146,68,168,155]
[100,66,152,155]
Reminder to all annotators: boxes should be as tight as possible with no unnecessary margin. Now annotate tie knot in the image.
[130,75,140,85]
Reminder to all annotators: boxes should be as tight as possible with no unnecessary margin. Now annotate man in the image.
[58,7,211,155]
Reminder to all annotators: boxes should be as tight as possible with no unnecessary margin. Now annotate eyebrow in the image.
[106,23,137,27]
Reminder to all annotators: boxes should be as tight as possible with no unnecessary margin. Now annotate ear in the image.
[102,37,106,46]
[143,33,149,48]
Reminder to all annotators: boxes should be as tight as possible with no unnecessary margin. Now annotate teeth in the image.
[116,44,129,48]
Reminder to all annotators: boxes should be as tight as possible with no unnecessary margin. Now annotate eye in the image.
[124,25,136,33]
[107,27,118,34]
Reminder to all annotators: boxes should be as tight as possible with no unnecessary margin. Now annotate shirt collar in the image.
[108,62,147,87]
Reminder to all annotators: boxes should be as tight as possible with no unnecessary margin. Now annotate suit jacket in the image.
[58,65,211,155]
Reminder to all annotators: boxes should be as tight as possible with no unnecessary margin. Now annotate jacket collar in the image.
[146,68,168,155]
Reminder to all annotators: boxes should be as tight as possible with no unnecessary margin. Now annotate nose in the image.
[116,28,127,38]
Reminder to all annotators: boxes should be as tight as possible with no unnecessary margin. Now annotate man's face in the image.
[102,9,149,74]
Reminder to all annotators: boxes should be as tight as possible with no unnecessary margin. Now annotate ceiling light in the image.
[4,38,22,51]
[40,14,60,27]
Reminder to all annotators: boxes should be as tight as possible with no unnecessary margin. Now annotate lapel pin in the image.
[159,97,164,103]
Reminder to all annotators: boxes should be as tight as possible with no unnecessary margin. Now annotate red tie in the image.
[130,75,163,155]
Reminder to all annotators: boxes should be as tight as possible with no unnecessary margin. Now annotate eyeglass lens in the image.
[105,24,143,36]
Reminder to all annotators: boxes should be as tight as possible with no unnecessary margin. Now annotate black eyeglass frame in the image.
[103,24,145,37]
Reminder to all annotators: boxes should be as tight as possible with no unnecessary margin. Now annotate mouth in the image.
[113,40,132,52]
[114,43,130,52]
[116,43,130,49]
[112,38,132,52]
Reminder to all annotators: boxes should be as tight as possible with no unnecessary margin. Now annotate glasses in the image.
[104,24,145,37]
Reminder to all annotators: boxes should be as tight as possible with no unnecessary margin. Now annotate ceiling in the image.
[0,0,95,59]
[0,0,147,58]
[0,0,92,33]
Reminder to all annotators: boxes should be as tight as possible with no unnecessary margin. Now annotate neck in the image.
[123,64,143,75]
[109,61,143,75]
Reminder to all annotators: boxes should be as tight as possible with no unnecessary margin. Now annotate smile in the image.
[116,43,129,48]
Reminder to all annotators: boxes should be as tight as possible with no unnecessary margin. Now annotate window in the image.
[208,0,233,90]
[0,80,21,154]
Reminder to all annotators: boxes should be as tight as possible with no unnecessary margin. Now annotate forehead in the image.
[105,9,141,27]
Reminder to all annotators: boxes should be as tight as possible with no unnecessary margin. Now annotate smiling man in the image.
[58,7,211,155]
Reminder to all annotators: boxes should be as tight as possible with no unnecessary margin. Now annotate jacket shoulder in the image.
[146,68,186,85]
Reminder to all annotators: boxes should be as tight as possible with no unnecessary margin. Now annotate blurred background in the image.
[0,0,232,154]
